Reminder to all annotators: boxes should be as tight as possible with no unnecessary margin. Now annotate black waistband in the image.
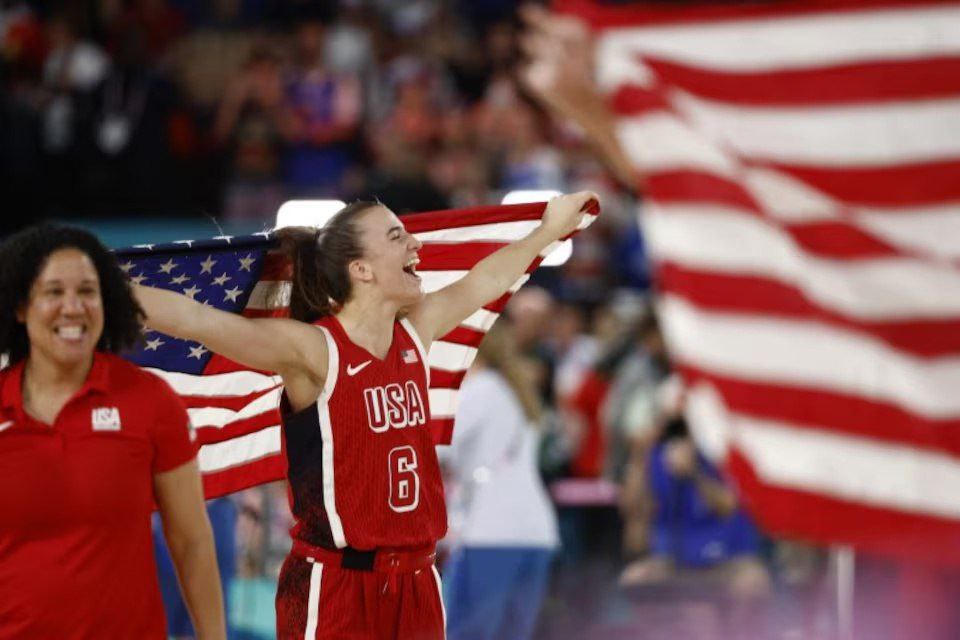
[340,546,376,571]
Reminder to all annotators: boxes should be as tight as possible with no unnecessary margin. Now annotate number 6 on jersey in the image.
[388,446,420,513]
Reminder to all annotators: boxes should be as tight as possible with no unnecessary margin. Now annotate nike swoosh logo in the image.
[347,360,372,376]
[0,420,13,433]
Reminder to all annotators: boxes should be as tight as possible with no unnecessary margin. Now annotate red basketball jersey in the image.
[283,316,447,550]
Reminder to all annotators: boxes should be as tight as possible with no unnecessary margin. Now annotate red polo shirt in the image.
[0,352,198,639]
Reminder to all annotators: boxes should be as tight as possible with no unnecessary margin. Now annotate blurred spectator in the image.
[84,25,185,215]
[0,0,44,233]
[42,11,108,99]
[385,72,442,149]
[359,31,456,212]
[235,482,294,580]
[427,109,491,207]
[0,81,42,234]
[369,44,454,127]
[505,286,556,405]
[608,317,672,563]
[214,47,286,223]
[323,3,375,75]
[604,312,671,481]
[619,413,770,632]
[563,296,646,479]
[472,73,523,157]
[1,2,46,75]
[354,134,450,213]
[498,103,564,191]
[280,18,362,197]
[563,355,611,481]
[441,320,559,640]
[550,302,597,402]
[40,10,108,211]
[107,0,186,58]
[373,0,440,37]
[507,285,553,353]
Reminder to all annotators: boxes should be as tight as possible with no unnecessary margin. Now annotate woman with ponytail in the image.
[132,192,596,639]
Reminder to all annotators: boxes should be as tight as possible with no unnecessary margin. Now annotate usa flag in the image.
[118,202,598,498]
[569,0,960,560]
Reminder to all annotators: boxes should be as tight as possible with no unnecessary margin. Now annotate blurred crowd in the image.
[2,1,639,277]
[3,1,840,638]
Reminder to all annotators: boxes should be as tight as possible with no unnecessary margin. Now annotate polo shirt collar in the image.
[81,352,111,395]
[1,353,111,414]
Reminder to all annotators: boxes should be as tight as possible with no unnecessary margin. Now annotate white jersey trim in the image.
[432,565,447,638]
[304,559,323,639]
[399,317,431,387]
[316,326,347,548]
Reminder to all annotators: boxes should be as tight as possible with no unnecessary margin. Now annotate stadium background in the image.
[3,1,957,638]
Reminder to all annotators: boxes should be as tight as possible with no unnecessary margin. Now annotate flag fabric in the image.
[118,202,598,498]
[566,0,960,560]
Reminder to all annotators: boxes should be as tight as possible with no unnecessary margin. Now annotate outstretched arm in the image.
[132,284,326,382]
[519,5,641,192]
[407,191,597,346]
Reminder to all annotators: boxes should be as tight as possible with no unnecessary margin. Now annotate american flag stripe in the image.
[645,170,960,260]
[681,380,960,518]
[647,210,960,318]
[681,365,960,455]
[627,96,960,166]
[769,161,960,207]
[573,0,960,559]
[588,0,960,69]
[651,204,908,262]
[715,410,960,519]
[197,427,284,473]
[726,448,960,561]
[119,202,598,497]
[647,168,960,224]
[659,264,960,357]
[142,368,281,396]
[185,388,285,429]
[615,112,960,176]
[661,296,960,417]
[634,57,960,106]
[202,453,287,499]
[642,162,960,209]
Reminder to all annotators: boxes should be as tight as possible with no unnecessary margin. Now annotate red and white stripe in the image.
[569,0,960,559]
[150,202,598,497]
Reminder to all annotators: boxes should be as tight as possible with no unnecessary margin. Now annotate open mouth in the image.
[55,325,86,342]
[403,256,421,280]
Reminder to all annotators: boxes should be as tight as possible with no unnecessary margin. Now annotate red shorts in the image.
[276,542,446,639]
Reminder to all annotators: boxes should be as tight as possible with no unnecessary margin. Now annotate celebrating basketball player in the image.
[133,191,597,639]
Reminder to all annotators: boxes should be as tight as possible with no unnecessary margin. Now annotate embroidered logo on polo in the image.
[91,407,122,431]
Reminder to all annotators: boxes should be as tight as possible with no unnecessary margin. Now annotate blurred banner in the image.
[117,201,598,497]
[563,0,960,561]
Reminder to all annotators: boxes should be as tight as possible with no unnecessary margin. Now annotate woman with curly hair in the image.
[0,224,226,639]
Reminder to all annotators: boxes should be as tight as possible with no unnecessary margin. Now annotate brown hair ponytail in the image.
[276,201,378,322]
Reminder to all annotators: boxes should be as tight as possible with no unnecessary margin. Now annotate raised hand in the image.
[518,5,641,191]
[540,191,599,240]
[518,5,597,125]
